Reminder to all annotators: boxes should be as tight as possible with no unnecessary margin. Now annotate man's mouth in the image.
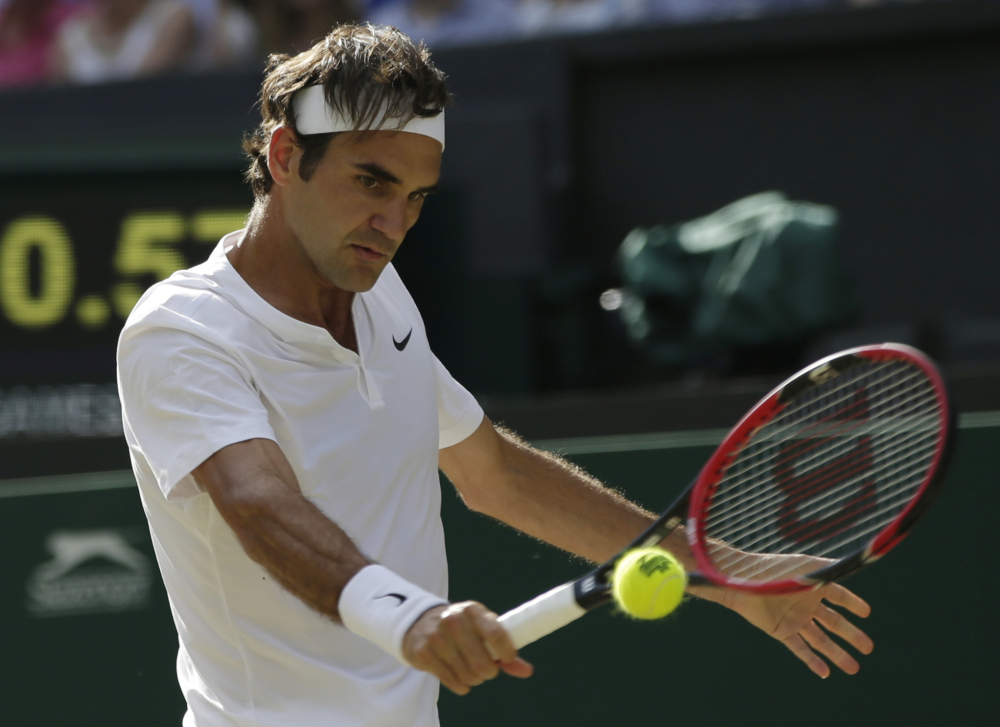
[350,244,387,262]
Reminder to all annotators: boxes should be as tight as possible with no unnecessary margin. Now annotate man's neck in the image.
[227,201,358,352]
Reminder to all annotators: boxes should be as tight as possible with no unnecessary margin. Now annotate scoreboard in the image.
[0,207,247,335]
[0,170,252,388]
[0,170,252,452]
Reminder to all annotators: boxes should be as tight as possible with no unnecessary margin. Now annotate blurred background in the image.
[0,0,997,724]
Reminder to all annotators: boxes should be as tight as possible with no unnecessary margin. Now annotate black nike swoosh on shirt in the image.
[375,593,408,606]
[393,329,413,351]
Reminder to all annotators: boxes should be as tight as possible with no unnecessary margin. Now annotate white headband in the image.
[292,85,445,150]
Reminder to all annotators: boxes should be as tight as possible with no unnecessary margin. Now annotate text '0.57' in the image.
[0,209,248,332]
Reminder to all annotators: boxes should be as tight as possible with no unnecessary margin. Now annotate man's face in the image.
[282,129,442,293]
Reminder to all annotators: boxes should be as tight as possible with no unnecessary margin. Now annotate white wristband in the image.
[338,564,448,664]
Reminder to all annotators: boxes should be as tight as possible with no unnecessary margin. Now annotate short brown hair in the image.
[242,23,450,198]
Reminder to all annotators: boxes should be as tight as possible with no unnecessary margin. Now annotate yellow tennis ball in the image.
[612,547,687,620]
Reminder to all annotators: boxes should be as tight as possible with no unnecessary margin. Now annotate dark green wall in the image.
[0,423,995,725]
[0,477,185,726]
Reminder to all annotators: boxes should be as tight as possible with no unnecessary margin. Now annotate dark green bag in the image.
[614,192,859,368]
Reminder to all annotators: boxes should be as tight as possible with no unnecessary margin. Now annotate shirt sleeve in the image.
[118,324,276,501]
[433,355,484,449]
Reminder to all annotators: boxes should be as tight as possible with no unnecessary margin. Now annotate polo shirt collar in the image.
[209,232,368,361]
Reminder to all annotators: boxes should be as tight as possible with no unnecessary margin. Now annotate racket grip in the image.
[496,581,587,650]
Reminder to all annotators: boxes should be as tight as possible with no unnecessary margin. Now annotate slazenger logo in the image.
[26,529,152,617]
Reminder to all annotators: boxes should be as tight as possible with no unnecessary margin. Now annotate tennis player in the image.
[116,23,874,727]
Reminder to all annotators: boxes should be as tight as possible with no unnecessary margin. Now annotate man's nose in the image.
[370,199,410,242]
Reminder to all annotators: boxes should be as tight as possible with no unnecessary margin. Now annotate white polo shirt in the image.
[117,233,484,727]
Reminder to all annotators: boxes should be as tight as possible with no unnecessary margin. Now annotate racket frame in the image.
[686,343,956,593]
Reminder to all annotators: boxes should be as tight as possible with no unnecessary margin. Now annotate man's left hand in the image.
[715,582,874,678]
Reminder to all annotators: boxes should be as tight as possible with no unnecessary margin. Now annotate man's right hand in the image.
[402,601,534,695]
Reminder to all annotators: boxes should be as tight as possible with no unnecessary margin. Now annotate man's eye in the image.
[409,192,426,201]
[359,176,379,188]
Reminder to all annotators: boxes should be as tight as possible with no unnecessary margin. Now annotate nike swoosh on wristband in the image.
[375,593,408,606]
[393,329,413,351]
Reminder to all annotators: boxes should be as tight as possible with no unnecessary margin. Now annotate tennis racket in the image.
[497,343,955,650]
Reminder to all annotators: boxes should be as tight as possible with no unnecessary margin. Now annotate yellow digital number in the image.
[0,216,75,330]
[190,209,250,243]
[111,212,186,318]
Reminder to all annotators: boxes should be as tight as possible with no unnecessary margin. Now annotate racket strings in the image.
[720,385,936,557]
[709,363,932,503]
[714,373,937,565]
[702,377,924,519]
[710,363,930,489]
[704,375,936,536]
[698,359,942,583]
[715,482,923,579]
[707,412,937,537]
[709,495,922,584]
[710,443,932,579]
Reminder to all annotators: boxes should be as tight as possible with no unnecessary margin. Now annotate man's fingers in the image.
[436,658,471,696]
[404,601,533,694]
[799,621,860,676]
[405,605,485,694]
[412,631,470,695]
[822,582,872,619]
[471,609,519,664]
[473,622,533,680]
[783,611,867,680]
[498,657,534,679]
[815,603,874,655]
[781,633,831,679]
[438,604,499,684]
[458,602,533,678]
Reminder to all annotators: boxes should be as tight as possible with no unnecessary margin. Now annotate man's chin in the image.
[328,267,385,294]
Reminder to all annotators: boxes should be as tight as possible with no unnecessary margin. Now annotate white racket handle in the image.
[495,581,587,651]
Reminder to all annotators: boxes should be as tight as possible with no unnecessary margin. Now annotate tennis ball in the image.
[612,547,687,620]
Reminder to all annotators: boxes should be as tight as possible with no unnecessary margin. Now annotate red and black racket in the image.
[497,343,955,649]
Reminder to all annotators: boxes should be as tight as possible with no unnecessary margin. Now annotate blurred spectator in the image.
[515,0,641,38]
[640,0,877,25]
[367,0,514,48]
[177,0,259,70]
[0,0,82,88]
[647,0,760,22]
[52,0,197,84]
[204,0,258,67]
[252,0,359,55]
[181,0,221,38]
[3,0,941,89]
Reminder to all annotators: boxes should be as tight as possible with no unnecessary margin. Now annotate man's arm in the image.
[438,417,698,572]
[432,416,874,679]
[192,437,369,619]
[192,437,531,694]
[439,418,657,564]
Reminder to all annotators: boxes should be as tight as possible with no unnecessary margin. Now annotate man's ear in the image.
[267,126,299,187]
